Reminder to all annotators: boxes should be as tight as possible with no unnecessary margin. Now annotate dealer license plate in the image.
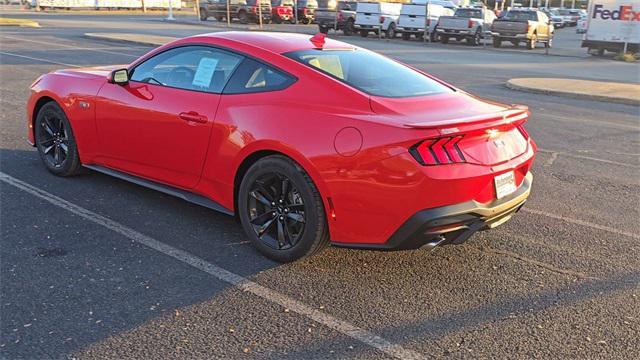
[494,171,517,199]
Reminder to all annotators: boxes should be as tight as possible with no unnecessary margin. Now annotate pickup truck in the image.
[200,0,272,24]
[436,6,496,46]
[397,3,454,41]
[354,2,402,38]
[316,0,357,35]
[491,9,553,50]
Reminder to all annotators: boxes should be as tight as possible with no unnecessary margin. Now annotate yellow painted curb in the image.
[0,18,41,28]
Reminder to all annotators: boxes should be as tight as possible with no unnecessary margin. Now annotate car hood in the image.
[369,91,517,128]
[54,65,125,79]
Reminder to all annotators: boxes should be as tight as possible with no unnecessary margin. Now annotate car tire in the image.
[468,29,481,46]
[199,9,208,21]
[429,28,439,42]
[527,33,537,50]
[401,32,410,40]
[238,155,329,262]
[360,29,368,37]
[215,16,224,22]
[344,19,354,35]
[318,24,328,34]
[546,36,553,48]
[386,22,396,39]
[510,40,519,47]
[441,35,449,44]
[492,37,501,48]
[34,101,82,177]
[238,10,248,24]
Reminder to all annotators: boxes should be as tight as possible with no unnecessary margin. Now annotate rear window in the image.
[503,11,537,21]
[454,8,481,18]
[285,49,451,98]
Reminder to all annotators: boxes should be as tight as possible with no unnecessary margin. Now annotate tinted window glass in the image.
[223,58,295,94]
[454,8,481,18]
[286,49,451,98]
[503,10,537,21]
[131,46,243,93]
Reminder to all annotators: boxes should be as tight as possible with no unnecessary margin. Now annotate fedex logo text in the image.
[593,5,640,21]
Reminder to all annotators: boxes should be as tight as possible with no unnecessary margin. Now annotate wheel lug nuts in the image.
[272,212,276,216]
[284,208,289,213]
[279,216,284,220]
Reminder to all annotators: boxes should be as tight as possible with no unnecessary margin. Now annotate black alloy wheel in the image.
[238,156,329,262]
[247,172,306,251]
[34,101,81,176]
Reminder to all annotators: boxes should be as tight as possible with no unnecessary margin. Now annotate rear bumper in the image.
[332,172,533,250]
[397,26,425,33]
[491,32,529,40]
[437,28,472,36]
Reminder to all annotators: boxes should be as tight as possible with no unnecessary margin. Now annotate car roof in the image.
[191,31,355,54]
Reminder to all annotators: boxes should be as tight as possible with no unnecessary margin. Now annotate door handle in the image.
[179,111,208,124]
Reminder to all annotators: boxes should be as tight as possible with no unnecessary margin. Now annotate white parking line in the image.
[0,35,142,58]
[522,208,639,240]
[537,148,639,168]
[0,51,80,67]
[0,172,425,360]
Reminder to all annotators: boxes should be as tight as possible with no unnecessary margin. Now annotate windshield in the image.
[454,8,482,18]
[285,49,452,98]
[503,11,537,21]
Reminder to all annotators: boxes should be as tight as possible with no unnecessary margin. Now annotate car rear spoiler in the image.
[403,106,529,133]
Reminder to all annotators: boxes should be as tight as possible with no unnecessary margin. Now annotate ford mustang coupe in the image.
[27,32,536,262]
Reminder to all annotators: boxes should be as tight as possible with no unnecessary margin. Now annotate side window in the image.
[539,13,548,23]
[223,58,295,94]
[130,46,243,93]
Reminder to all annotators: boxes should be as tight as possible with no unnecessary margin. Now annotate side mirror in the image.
[109,68,129,85]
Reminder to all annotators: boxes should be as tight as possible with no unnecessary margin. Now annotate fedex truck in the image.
[581,0,640,55]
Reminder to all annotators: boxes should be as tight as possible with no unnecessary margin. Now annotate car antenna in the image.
[310,33,326,49]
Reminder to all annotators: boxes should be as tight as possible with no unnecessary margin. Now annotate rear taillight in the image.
[427,19,431,26]
[252,5,257,12]
[410,136,466,166]
[337,12,343,20]
[525,22,529,32]
[468,19,473,28]
[379,16,385,23]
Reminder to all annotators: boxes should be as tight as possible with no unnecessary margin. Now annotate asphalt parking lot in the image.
[1,11,639,359]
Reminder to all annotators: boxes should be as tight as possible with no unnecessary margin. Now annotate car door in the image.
[94,46,244,189]
[211,0,225,18]
[537,12,549,40]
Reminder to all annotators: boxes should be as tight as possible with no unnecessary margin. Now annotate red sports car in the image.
[26,32,536,262]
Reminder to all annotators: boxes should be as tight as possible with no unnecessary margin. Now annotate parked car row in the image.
[199,0,317,24]
[341,3,555,50]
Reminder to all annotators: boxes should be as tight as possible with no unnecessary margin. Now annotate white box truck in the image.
[581,0,639,55]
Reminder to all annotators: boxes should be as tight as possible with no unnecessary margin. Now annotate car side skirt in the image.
[84,165,234,216]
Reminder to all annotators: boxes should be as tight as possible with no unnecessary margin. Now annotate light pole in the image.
[167,0,175,21]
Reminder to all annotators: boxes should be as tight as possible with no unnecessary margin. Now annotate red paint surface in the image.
[26,32,536,246]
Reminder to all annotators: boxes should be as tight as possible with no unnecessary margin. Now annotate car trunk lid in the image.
[370,93,531,166]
